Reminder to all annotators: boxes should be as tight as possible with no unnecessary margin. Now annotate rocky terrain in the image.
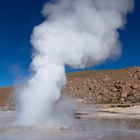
[64,66,140,104]
[0,67,140,140]
[0,66,140,107]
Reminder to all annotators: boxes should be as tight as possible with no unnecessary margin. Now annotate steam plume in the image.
[15,0,134,126]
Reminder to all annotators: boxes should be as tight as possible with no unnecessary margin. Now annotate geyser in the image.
[15,0,134,126]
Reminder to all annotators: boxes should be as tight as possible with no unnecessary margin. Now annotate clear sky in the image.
[0,0,139,87]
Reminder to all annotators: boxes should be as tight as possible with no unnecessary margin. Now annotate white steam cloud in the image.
[15,0,134,126]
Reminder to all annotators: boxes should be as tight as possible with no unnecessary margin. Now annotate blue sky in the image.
[0,0,139,87]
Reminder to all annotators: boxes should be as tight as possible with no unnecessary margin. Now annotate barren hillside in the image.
[64,66,140,104]
[0,87,13,106]
[0,66,140,107]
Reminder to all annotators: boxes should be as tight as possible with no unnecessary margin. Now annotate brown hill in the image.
[0,87,13,106]
[0,66,140,107]
[64,66,140,104]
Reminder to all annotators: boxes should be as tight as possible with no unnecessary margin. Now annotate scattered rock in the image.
[129,67,140,80]
[64,66,140,104]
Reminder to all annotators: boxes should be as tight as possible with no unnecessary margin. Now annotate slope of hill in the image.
[0,87,13,106]
[64,66,140,104]
[0,66,140,107]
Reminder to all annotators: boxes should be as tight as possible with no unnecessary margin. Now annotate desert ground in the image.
[0,66,140,140]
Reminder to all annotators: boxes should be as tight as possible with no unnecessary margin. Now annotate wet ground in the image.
[0,109,140,140]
